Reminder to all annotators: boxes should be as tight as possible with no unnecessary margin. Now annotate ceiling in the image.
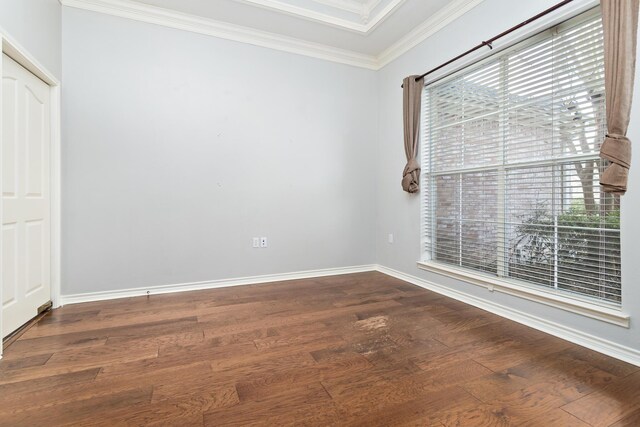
[60,0,485,69]
[213,0,408,32]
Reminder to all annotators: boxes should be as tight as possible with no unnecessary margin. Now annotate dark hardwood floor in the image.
[0,272,638,426]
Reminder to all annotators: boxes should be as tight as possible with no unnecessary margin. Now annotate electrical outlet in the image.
[260,237,268,248]
[388,233,394,244]
[252,237,260,248]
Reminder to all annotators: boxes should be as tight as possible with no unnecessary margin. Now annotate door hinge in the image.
[37,301,53,314]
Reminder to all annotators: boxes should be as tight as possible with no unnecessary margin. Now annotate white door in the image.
[2,53,51,338]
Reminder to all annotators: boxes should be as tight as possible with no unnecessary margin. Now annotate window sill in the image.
[416,261,630,328]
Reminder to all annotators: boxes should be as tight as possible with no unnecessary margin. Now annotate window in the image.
[421,9,621,305]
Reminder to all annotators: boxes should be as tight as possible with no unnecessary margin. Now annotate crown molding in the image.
[377,0,485,68]
[231,0,406,34]
[59,0,379,69]
[313,0,378,15]
[60,0,484,70]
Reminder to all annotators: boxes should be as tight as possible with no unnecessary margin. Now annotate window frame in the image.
[417,6,628,327]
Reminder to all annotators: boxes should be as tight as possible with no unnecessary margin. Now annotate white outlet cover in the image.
[253,237,260,248]
[388,233,394,244]
[260,237,268,248]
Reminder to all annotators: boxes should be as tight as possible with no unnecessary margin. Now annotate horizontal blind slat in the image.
[421,8,621,305]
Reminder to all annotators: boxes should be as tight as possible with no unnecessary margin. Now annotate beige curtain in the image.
[402,75,424,193]
[599,0,640,195]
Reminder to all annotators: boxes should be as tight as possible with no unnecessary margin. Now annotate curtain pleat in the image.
[402,75,424,193]
[599,0,640,195]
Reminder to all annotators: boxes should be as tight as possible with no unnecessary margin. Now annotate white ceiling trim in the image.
[59,0,484,70]
[60,0,379,69]
[231,0,406,33]
[377,0,485,68]
[312,0,377,15]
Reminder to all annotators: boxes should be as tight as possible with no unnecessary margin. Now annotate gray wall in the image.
[375,0,640,351]
[0,0,62,78]
[61,7,378,295]
[61,0,640,353]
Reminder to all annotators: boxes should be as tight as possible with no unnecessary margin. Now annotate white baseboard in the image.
[58,262,640,367]
[375,265,640,367]
[59,264,377,305]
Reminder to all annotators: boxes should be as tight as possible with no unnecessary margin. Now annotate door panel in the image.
[2,78,17,198]
[2,224,17,306]
[2,53,51,337]
[25,220,44,295]
[25,88,45,197]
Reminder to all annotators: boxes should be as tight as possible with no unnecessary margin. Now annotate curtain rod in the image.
[401,0,576,88]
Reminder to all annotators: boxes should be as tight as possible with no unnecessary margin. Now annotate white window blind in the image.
[421,8,621,305]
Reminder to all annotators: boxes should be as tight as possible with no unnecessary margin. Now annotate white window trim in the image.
[417,1,629,328]
[417,261,629,327]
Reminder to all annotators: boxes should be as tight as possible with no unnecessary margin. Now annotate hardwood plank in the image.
[609,408,640,427]
[0,363,212,415]
[105,330,205,347]
[463,371,537,403]
[332,289,424,308]
[23,307,201,338]
[84,402,206,427]
[210,347,319,373]
[0,363,106,386]
[433,319,532,348]
[200,299,403,338]
[253,330,345,350]
[44,339,159,370]
[438,401,513,426]
[152,381,239,412]
[235,351,372,402]
[465,335,573,371]
[0,353,52,371]
[37,309,100,325]
[394,293,464,315]
[518,409,590,427]
[0,368,99,396]
[0,387,152,426]
[205,327,278,346]
[499,352,620,402]
[562,371,640,426]
[203,382,335,426]
[13,315,198,357]
[4,333,108,358]
[343,386,478,426]
[322,358,491,413]
[554,346,639,378]
[479,382,575,421]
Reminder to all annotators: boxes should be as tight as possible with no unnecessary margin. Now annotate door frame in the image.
[0,29,61,358]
